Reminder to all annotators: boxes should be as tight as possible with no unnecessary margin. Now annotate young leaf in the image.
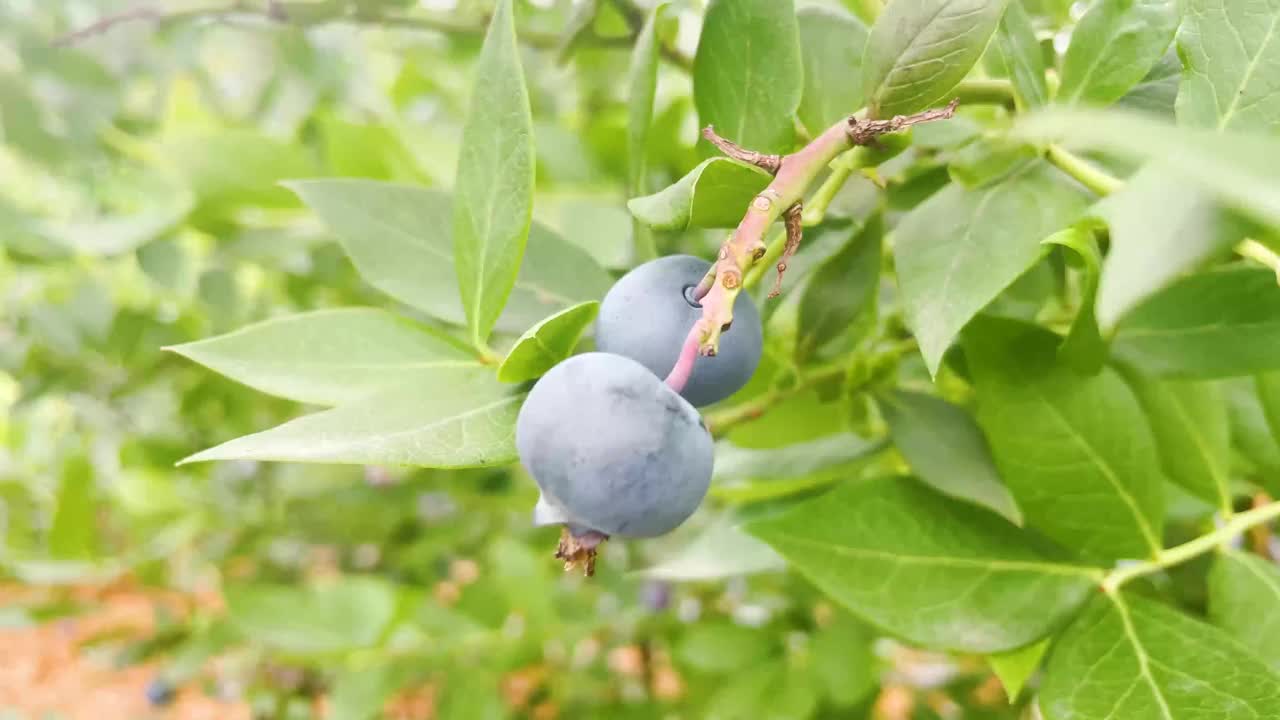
[180,373,523,469]
[168,309,479,406]
[987,638,1050,703]
[1041,592,1280,720]
[1057,0,1178,106]
[496,301,599,383]
[797,5,868,134]
[225,578,398,654]
[894,162,1089,376]
[795,213,882,361]
[627,158,772,231]
[1111,267,1280,378]
[693,0,803,153]
[1177,0,1280,132]
[1125,377,1233,512]
[748,476,1101,653]
[627,2,668,260]
[862,0,1009,118]
[1095,166,1248,330]
[880,390,1022,524]
[1014,108,1280,226]
[965,317,1165,561]
[1208,550,1280,669]
[1043,227,1105,374]
[452,0,535,347]
[995,0,1047,110]
[50,455,95,561]
[289,181,610,333]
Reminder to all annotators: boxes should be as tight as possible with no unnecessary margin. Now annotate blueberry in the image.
[516,353,713,538]
[145,677,175,706]
[596,255,763,407]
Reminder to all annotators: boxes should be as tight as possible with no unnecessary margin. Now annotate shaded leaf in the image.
[452,0,535,346]
[626,2,668,261]
[1111,267,1280,378]
[1041,592,1280,720]
[1125,377,1233,511]
[679,622,773,673]
[693,0,803,153]
[1208,550,1280,669]
[225,578,398,655]
[169,309,480,406]
[1226,377,1280,481]
[627,158,772,231]
[1116,51,1181,116]
[894,162,1089,376]
[965,317,1165,561]
[748,476,1100,653]
[497,301,599,383]
[812,612,877,707]
[995,0,1048,110]
[797,5,868,134]
[881,389,1022,524]
[1177,0,1280,132]
[1043,227,1105,374]
[642,521,785,581]
[862,0,1009,118]
[796,213,882,361]
[1058,0,1178,105]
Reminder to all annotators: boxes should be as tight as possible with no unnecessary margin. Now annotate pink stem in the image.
[664,321,705,393]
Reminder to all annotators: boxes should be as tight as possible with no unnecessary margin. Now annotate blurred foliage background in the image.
[0,0,1092,718]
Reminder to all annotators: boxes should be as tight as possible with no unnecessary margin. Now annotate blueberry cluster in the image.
[515,256,763,548]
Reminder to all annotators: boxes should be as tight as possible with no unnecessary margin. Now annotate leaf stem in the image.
[1045,144,1123,196]
[705,362,847,437]
[1238,239,1280,282]
[953,78,1017,108]
[1101,501,1280,592]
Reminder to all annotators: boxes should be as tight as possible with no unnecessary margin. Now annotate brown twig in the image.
[701,126,783,174]
[771,202,804,298]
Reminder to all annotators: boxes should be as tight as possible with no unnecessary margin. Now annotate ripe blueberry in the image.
[515,352,713,539]
[596,255,763,407]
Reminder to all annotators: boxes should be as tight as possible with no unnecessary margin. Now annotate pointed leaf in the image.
[881,390,1022,524]
[748,476,1100,653]
[50,455,95,561]
[1111,267,1280,378]
[627,158,772,231]
[627,2,668,260]
[862,0,1010,118]
[1057,0,1178,105]
[181,373,522,469]
[1126,377,1233,512]
[1177,0,1280,132]
[988,638,1050,703]
[693,0,803,153]
[452,0,535,346]
[965,317,1165,561]
[1041,592,1280,720]
[497,301,599,383]
[797,5,868,133]
[1209,550,1280,669]
[894,162,1089,376]
[169,309,479,406]
[995,0,1048,110]
[289,180,610,333]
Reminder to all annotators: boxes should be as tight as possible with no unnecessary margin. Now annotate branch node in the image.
[847,98,959,146]
[701,126,782,174]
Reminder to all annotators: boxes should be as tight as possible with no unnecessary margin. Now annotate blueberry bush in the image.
[4,0,1280,717]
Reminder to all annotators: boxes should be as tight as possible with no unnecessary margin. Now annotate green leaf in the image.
[642,521,785,581]
[627,2,667,260]
[995,0,1048,110]
[1176,0,1280,132]
[811,612,877,707]
[1116,52,1182,116]
[160,130,315,216]
[1260,372,1280,444]
[627,158,772,231]
[796,213,881,361]
[1125,377,1233,511]
[679,622,773,673]
[880,390,1022,524]
[1041,592,1280,720]
[948,139,1040,189]
[862,0,1009,118]
[797,5,868,134]
[693,0,802,153]
[49,455,95,561]
[748,476,1100,653]
[496,301,599,383]
[289,180,610,334]
[225,577,397,655]
[1057,0,1178,105]
[1227,377,1280,480]
[1208,550,1280,669]
[168,309,480,406]
[329,663,411,720]
[965,317,1165,561]
[1014,108,1280,226]
[988,638,1049,702]
[180,372,522,469]
[1111,267,1280,378]
[37,173,192,257]
[1095,166,1248,330]
[1043,227,1105,374]
[894,162,1089,376]
[452,0,535,347]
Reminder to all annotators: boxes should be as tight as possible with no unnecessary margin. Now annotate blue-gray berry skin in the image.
[596,255,763,407]
[516,352,713,538]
